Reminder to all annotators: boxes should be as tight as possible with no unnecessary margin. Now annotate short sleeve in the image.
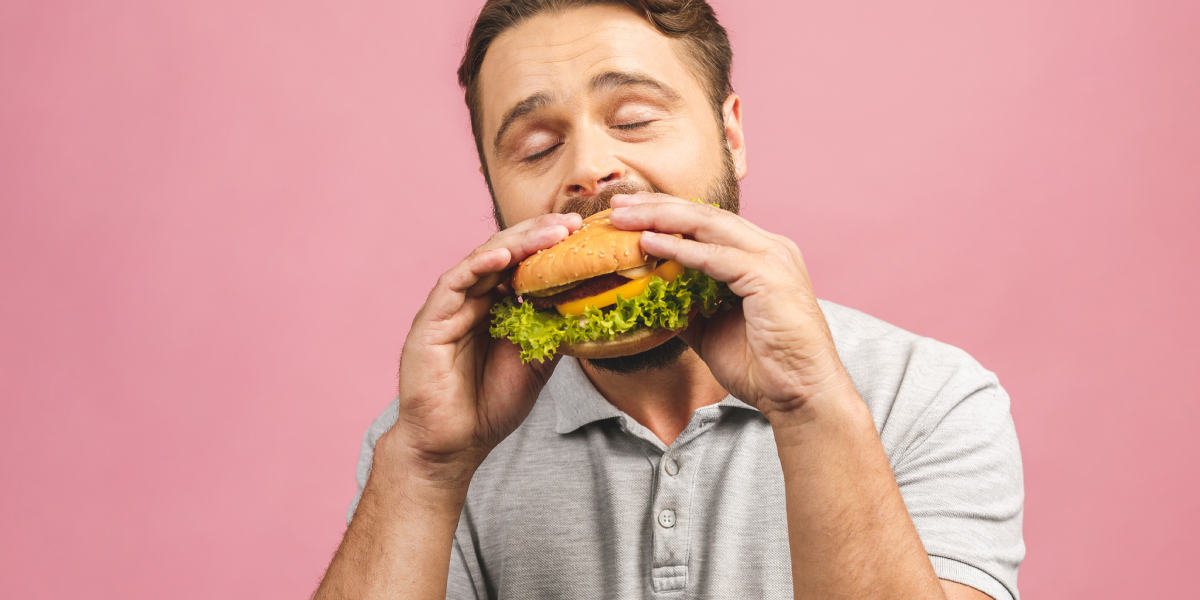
[346,398,399,525]
[891,376,1025,600]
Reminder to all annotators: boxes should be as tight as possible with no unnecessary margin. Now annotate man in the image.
[315,1,1024,598]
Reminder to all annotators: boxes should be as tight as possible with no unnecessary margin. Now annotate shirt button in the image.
[664,457,680,476]
[658,509,676,528]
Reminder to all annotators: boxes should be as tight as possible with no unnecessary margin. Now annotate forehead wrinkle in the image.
[531,48,602,68]
[496,24,646,77]
[510,23,641,55]
[519,24,633,52]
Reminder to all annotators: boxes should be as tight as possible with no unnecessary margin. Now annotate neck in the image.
[579,348,728,446]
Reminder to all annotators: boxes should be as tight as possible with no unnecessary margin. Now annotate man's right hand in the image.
[314,212,581,600]
[386,211,582,486]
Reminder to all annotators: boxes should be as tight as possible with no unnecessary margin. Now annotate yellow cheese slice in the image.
[556,260,684,316]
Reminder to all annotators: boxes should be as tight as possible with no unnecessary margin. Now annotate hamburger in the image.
[490,208,732,363]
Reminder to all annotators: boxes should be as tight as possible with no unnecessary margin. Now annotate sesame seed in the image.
[587,250,592,255]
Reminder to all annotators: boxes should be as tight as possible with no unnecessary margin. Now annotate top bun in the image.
[513,209,655,295]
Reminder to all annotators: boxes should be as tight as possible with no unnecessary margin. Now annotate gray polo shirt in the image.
[348,300,1024,599]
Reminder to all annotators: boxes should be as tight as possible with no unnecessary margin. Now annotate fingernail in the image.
[642,230,657,238]
[612,206,629,215]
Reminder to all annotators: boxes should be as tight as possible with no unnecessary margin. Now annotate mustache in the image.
[558,180,659,220]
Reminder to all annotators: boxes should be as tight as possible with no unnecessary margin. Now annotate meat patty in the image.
[527,272,631,310]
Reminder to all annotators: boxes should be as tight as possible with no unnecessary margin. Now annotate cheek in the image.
[629,125,726,196]
[490,169,561,226]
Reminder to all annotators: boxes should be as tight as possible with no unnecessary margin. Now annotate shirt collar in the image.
[548,356,759,435]
[549,357,624,434]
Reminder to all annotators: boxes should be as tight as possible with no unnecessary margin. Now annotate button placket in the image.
[649,407,719,594]
[650,454,689,593]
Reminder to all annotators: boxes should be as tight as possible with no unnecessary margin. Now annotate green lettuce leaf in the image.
[490,268,733,363]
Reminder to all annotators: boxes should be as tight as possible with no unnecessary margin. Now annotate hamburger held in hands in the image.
[490,208,732,363]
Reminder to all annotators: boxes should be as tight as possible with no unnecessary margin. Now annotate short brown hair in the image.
[457,0,734,195]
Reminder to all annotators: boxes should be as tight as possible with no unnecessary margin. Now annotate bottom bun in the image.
[560,327,680,359]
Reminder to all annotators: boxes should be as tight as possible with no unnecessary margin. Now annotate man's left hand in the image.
[609,192,856,419]
[610,192,960,600]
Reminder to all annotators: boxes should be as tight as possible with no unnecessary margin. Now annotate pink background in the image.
[1,0,1197,598]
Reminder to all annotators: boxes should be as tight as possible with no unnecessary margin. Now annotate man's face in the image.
[478,4,746,227]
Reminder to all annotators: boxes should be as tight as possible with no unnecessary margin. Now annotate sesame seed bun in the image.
[512,209,655,296]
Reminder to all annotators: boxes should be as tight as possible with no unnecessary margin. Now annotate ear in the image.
[722,94,748,180]
[479,165,485,175]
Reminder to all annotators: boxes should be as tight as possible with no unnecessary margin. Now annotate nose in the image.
[561,130,624,198]
[566,171,620,196]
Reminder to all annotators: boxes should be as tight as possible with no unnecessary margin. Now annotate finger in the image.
[462,225,570,297]
[482,212,583,265]
[421,247,511,324]
[425,213,581,324]
[637,231,758,287]
[463,247,516,298]
[609,191,691,209]
[508,210,584,235]
[610,192,781,241]
[445,246,511,295]
[419,292,502,346]
[610,192,773,242]
[609,201,772,253]
[448,216,580,300]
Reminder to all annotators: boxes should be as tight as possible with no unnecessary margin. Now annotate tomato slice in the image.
[556,260,685,316]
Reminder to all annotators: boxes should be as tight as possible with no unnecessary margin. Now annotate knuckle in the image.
[780,236,801,256]
[696,241,723,266]
[764,246,792,265]
[697,203,722,219]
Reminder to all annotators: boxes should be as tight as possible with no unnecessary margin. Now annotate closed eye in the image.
[613,121,653,131]
[524,144,560,163]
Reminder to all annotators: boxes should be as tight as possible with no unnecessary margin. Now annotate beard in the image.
[585,336,692,375]
[569,147,740,375]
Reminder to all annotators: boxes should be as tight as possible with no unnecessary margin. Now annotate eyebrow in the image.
[589,70,682,102]
[491,71,683,154]
[493,92,553,155]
